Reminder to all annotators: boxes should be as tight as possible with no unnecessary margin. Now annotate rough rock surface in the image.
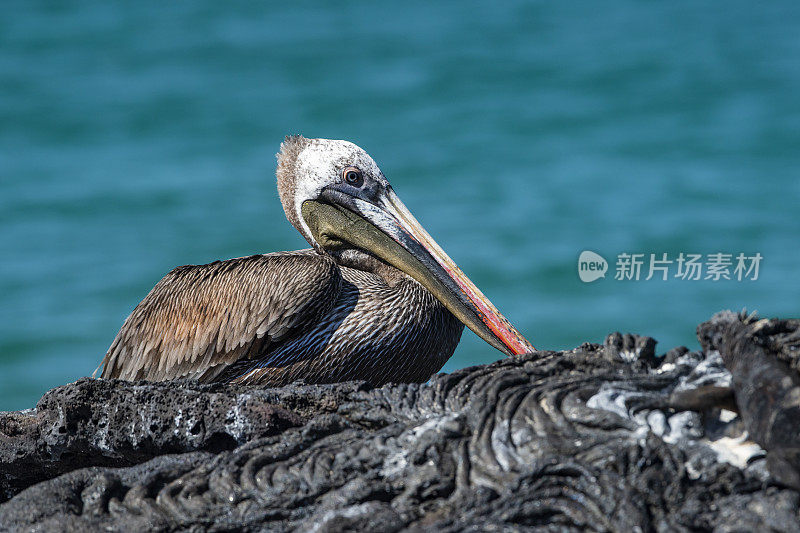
[1,311,799,532]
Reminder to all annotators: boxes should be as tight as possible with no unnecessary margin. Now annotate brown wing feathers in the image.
[98,250,341,382]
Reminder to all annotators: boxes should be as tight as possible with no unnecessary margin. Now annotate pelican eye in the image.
[342,167,364,187]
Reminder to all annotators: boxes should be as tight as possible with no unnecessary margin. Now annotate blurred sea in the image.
[2,1,799,410]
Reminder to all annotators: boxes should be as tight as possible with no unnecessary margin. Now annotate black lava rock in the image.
[1,312,799,532]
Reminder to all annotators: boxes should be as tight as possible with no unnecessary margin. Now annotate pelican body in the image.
[98,136,534,386]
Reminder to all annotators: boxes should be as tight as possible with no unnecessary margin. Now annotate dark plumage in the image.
[98,136,532,386]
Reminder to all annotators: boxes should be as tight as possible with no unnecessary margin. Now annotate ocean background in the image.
[2,1,798,411]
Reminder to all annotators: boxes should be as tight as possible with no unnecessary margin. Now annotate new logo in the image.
[578,251,608,283]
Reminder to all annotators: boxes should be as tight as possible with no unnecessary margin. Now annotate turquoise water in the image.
[2,1,799,411]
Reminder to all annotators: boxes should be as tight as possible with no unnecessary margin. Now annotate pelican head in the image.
[276,135,534,356]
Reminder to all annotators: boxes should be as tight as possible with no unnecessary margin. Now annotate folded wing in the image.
[98,250,341,382]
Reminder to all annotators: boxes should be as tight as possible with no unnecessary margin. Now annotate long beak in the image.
[301,189,535,356]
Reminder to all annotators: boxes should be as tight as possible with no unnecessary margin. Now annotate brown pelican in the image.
[97,136,534,386]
